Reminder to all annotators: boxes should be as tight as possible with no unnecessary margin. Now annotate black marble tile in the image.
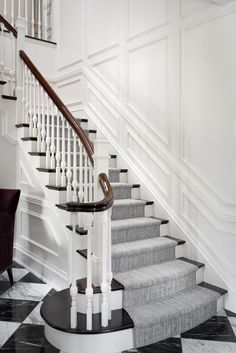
[20,273,46,284]
[181,316,236,342]
[226,309,236,317]
[123,338,183,353]
[11,262,24,269]
[0,298,39,322]
[0,282,12,296]
[139,338,182,353]
[0,324,59,352]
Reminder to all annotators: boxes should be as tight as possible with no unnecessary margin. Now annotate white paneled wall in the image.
[54,0,236,310]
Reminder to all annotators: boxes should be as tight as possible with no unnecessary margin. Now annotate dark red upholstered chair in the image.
[0,189,20,284]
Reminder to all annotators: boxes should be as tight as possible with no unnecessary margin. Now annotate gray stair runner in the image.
[110,168,220,348]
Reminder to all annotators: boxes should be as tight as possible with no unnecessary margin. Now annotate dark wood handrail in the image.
[64,173,114,212]
[19,50,94,165]
[0,15,17,37]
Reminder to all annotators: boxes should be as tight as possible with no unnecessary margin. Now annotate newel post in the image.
[15,17,26,124]
[92,139,110,286]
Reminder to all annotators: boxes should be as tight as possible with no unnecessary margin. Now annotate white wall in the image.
[55,0,236,310]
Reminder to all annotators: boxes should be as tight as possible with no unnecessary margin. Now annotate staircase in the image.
[0,11,228,353]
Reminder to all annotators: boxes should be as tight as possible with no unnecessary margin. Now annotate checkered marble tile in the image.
[1,263,236,353]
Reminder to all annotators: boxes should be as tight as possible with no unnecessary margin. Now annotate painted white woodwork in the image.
[54,0,236,311]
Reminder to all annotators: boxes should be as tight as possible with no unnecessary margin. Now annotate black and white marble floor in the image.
[0,263,235,352]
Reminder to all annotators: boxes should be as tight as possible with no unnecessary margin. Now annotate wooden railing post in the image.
[92,140,110,286]
[15,17,26,124]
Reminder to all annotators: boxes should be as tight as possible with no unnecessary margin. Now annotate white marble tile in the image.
[0,268,29,282]
[216,309,227,316]
[24,302,44,325]
[182,339,236,353]
[0,282,51,301]
[0,321,20,347]
[229,317,236,336]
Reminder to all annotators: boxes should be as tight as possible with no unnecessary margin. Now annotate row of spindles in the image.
[1,0,49,40]
[22,64,94,203]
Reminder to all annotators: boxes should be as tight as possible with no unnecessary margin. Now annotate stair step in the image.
[16,123,30,128]
[178,257,205,269]
[109,168,128,182]
[66,225,87,236]
[150,216,169,224]
[112,237,177,273]
[198,281,228,295]
[163,235,185,246]
[37,168,56,173]
[76,278,124,294]
[128,285,220,347]
[46,185,66,191]
[21,137,37,141]
[115,259,198,307]
[0,80,7,85]
[112,199,153,220]
[29,152,46,156]
[41,289,134,334]
[111,182,137,200]
[77,249,88,259]
[111,217,161,244]
[2,95,17,100]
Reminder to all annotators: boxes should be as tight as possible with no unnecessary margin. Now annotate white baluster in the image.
[66,123,72,201]
[55,110,61,186]
[42,0,48,39]
[72,132,78,202]
[9,32,14,96]
[22,62,25,123]
[88,159,93,202]
[50,103,56,169]
[45,95,51,168]
[38,0,42,39]
[33,76,37,137]
[25,0,28,35]
[78,141,84,202]
[3,0,7,19]
[25,65,29,123]
[86,213,94,330]
[101,210,109,327]
[70,213,78,329]
[18,0,21,18]
[41,86,46,152]
[0,22,5,82]
[61,117,66,186]
[107,207,112,321]
[11,0,14,26]
[31,0,35,37]
[37,81,41,151]
[28,70,33,136]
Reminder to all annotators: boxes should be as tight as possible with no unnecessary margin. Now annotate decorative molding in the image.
[91,55,119,95]
[20,208,62,246]
[127,36,169,148]
[20,161,35,188]
[126,0,169,41]
[14,243,68,290]
[57,59,83,73]
[57,77,81,89]
[20,234,59,257]
[88,43,119,60]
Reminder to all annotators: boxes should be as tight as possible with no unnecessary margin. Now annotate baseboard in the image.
[14,243,68,290]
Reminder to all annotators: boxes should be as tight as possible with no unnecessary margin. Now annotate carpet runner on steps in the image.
[110,177,221,348]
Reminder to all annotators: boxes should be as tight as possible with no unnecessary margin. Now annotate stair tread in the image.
[178,257,205,269]
[111,182,133,189]
[111,217,162,229]
[163,235,185,245]
[198,281,228,295]
[109,168,128,172]
[46,185,66,191]
[2,95,17,100]
[112,236,177,256]
[115,259,198,290]
[0,80,7,85]
[37,168,56,173]
[77,277,124,294]
[41,289,134,334]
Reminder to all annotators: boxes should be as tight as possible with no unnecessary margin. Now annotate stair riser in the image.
[17,126,29,138]
[109,157,117,168]
[39,172,56,186]
[29,155,46,169]
[109,170,128,183]
[123,272,196,307]
[112,203,153,221]
[111,224,160,245]
[112,186,140,200]
[112,247,175,273]
[47,189,67,204]
[23,140,37,152]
